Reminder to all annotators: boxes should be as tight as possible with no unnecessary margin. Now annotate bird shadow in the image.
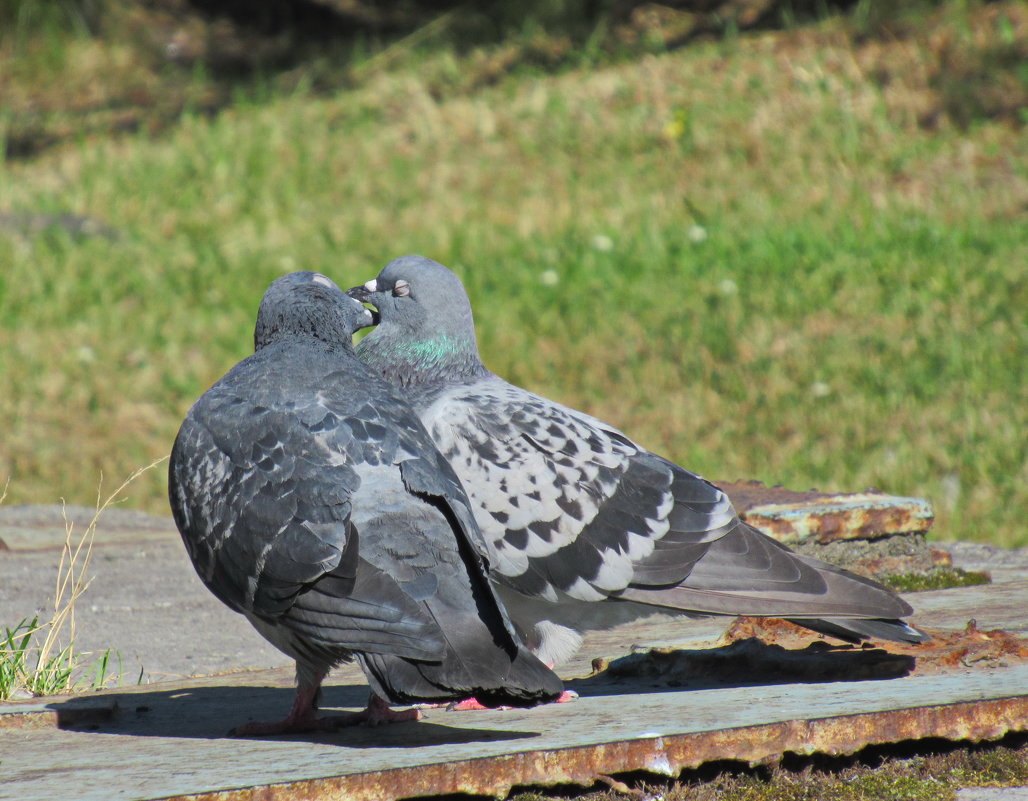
[47,682,541,748]
[568,638,917,697]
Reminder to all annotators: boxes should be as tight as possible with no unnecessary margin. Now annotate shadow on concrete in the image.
[569,639,916,697]
[48,682,542,748]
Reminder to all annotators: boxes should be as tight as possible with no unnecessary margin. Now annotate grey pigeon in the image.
[348,255,927,669]
[169,271,563,735]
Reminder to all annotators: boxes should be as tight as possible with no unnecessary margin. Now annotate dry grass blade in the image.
[0,456,168,700]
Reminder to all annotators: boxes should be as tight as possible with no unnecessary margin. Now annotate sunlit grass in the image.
[0,3,1025,545]
[0,462,162,701]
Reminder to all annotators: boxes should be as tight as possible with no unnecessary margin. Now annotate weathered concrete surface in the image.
[1,662,1027,801]
[957,789,1028,801]
[2,506,1027,800]
[0,507,1024,686]
[0,505,177,551]
[3,530,1024,691]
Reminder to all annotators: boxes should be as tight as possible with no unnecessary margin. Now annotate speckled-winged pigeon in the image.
[169,271,563,735]
[348,256,927,668]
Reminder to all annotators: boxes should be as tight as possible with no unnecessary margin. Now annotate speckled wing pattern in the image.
[421,378,740,604]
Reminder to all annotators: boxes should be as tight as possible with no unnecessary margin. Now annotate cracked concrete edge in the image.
[957,788,1028,800]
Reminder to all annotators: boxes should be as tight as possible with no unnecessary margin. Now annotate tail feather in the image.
[619,523,922,636]
[788,616,929,644]
[357,645,563,707]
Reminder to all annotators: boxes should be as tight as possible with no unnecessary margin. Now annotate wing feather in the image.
[421,379,739,602]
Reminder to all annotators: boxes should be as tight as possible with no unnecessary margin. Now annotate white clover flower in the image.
[687,224,708,243]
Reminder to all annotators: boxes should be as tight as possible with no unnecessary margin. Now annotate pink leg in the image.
[445,659,576,711]
[447,689,577,712]
[230,682,323,736]
[344,692,422,727]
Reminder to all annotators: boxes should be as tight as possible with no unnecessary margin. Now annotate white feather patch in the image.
[532,620,584,667]
[564,576,607,602]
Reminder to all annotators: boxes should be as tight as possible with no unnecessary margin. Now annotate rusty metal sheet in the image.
[2,661,1027,801]
[726,486,935,543]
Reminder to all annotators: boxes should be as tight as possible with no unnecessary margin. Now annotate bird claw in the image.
[347,703,422,727]
[447,697,500,711]
[446,689,577,711]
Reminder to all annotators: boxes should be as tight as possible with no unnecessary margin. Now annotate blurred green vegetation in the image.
[0,0,1025,546]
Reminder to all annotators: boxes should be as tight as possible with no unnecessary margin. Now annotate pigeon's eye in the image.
[393,280,411,297]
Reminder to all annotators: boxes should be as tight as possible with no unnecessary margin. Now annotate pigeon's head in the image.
[347,255,485,382]
[347,255,473,333]
[255,271,374,352]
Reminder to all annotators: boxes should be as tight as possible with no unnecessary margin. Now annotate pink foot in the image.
[346,693,422,727]
[447,697,501,711]
[446,689,577,711]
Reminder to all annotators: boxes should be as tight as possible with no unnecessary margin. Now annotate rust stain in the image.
[847,548,953,577]
[721,616,1028,675]
[718,481,831,511]
[719,482,935,544]
[158,696,1028,801]
[909,619,1028,671]
[743,501,934,544]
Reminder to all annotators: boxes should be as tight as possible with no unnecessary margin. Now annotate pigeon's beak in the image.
[345,295,378,330]
[346,280,376,303]
[347,281,380,324]
[359,307,376,329]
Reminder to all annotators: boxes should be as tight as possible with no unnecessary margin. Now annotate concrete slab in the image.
[3,506,1027,800]
[0,505,177,551]
[1,662,1026,801]
[957,789,1028,801]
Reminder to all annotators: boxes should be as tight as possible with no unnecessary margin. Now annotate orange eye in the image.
[393,280,411,297]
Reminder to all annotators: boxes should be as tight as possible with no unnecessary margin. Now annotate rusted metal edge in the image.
[157,695,1028,801]
[742,493,935,544]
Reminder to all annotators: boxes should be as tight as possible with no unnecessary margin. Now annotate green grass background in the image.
[1,2,1025,545]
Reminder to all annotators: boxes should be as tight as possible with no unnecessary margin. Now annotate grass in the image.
[0,1,1025,546]
[883,567,991,593]
[0,461,161,701]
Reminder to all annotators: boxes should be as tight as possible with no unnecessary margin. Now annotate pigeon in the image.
[348,255,927,669]
[169,271,563,735]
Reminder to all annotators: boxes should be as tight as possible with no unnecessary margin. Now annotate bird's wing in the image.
[169,378,442,661]
[338,392,563,705]
[421,379,739,603]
